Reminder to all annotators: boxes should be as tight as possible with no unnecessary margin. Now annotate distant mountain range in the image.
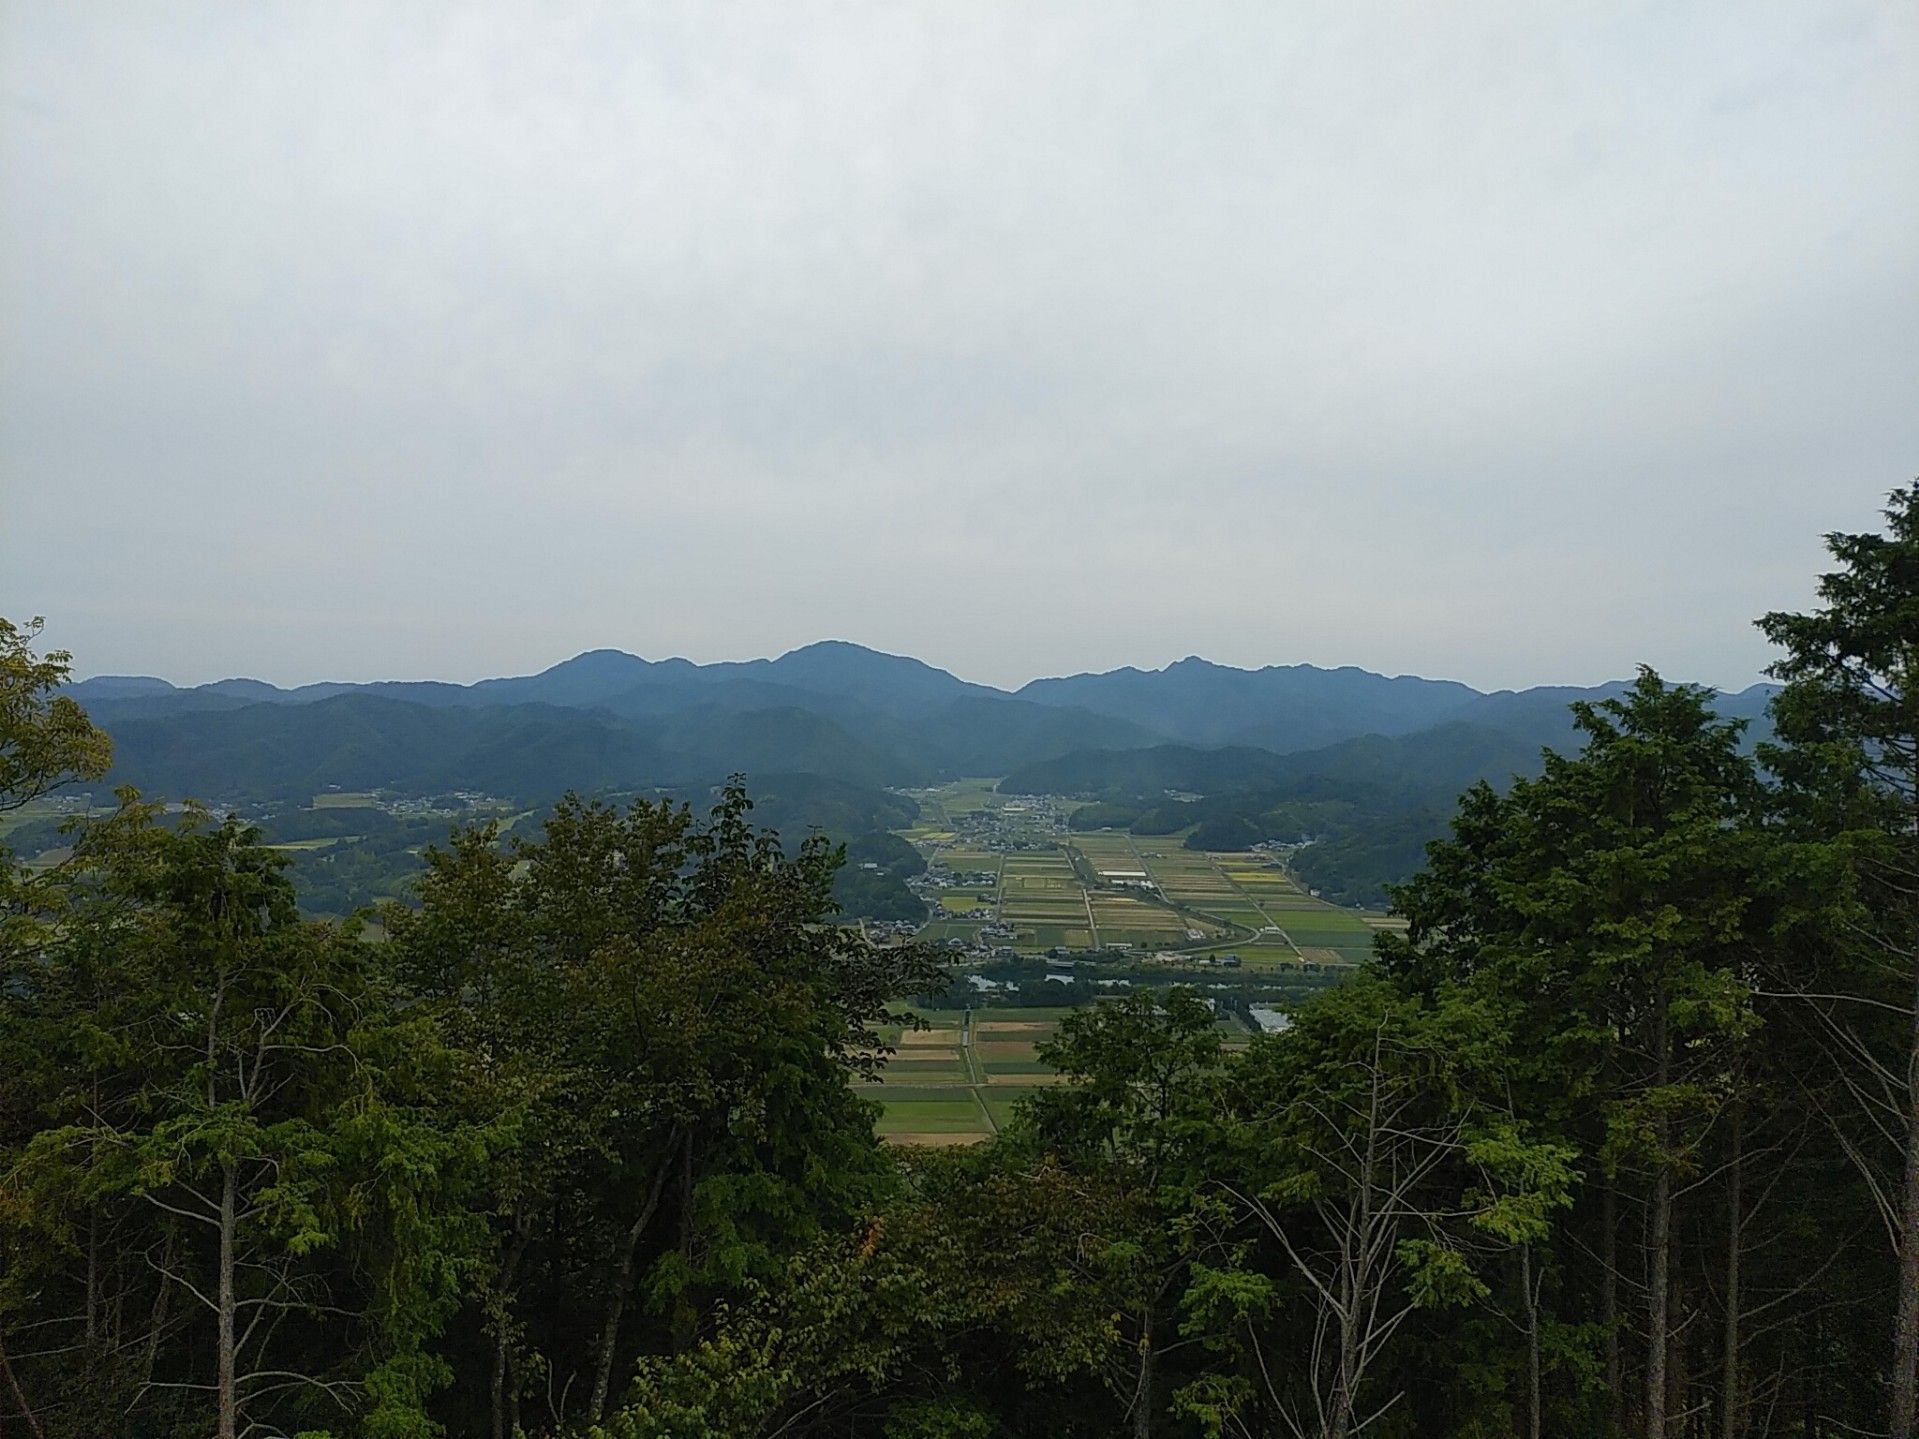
[65,641,1779,807]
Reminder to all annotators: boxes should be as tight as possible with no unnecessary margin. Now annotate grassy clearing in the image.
[873,1102,991,1136]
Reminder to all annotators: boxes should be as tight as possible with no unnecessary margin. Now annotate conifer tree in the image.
[1760,481,1919,1439]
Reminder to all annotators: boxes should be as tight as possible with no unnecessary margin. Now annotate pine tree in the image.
[1759,480,1919,1438]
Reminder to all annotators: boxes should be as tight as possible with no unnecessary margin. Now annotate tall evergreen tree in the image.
[1759,480,1919,1439]
[1381,671,1775,1437]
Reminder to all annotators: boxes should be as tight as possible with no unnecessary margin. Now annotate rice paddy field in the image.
[900,780,1383,966]
[859,1005,1250,1146]
[856,1008,1036,1147]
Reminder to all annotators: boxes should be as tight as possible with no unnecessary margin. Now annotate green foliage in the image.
[8,479,1919,1439]
[826,830,928,920]
[1067,800,1145,831]
[1758,480,1919,1437]
[1184,814,1262,851]
[3,809,499,1439]
[0,616,113,817]
[384,779,943,1431]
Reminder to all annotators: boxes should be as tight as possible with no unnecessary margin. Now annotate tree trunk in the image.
[140,1232,177,1389]
[1523,1243,1542,1439]
[84,1210,99,1360]
[1131,1301,1155,1439]
[217,1160,238,1439]
[1811,1308,1825,1439]
[1331,1126,1375,1439]
[491,1217,532,1439]
[490,1321,510,1439]
[0,1328,46,1439]
[589,1153,675,1422]
[671,1128,697,1355]
[1604,1179,1623,1436]
[1891,946,1919,1439]
[84,1083,100,1363]
[1722,1096,1743,1439]
[1668,1229,1686,1435]
[1648,989,1673,1439]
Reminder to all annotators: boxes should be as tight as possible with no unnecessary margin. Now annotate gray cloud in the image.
[4,1,1915,691]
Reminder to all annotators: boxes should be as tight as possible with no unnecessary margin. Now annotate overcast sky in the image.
[3,3,1914,694]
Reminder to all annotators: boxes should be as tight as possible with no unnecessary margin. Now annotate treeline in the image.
[3,485,1918,1438]
[274,812,922,928]
[0,635,946,1439]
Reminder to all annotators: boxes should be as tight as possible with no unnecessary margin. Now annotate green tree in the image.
[0,617,120,1436]
[4,812,495,1439]
[1380,671,1772,1437]
[388,781,941,1434]
[0,618,111,821]
[0,616,115,961]
[1759,480,1919,1439]
[1018,987,1232,1438]
[1215,976,1576,1439]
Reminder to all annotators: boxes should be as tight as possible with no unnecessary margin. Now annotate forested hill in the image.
[1000,722,1546,803]
[91,690,1158,804]
[69,641,1778,804]
[1000,704,1798,908]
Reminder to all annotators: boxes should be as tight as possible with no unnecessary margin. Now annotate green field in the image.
[0,797,113,839]
[862,1004,1270,1143]
[859,1009,1075,1145]
[897,781,1383,963]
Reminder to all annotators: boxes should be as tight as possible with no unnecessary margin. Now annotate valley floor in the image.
[867,780,1404,1143]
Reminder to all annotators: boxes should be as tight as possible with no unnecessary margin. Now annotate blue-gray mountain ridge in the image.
[65,641,1777,807]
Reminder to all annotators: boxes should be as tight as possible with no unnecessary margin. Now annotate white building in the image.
[1248,1006,1293,1035]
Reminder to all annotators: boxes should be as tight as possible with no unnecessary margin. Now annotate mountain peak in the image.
[540,648,650,673]
[202,677,288,699]
[1165,655,1228,673]
[774,639,932,669]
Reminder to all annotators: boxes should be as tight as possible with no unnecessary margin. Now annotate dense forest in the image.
[3,485,1917,1439]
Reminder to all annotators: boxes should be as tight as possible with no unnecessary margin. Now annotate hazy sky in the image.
[4,3,1915,693]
